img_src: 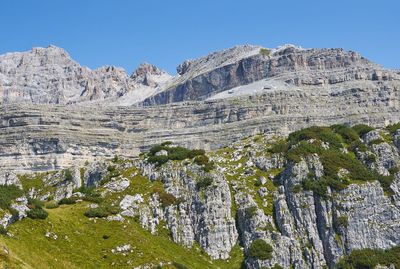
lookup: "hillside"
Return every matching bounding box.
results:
[1,123,400,268]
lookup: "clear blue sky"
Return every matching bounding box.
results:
[1,0,399,74]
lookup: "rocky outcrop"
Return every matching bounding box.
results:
[0,46,170,105]
[1,79,400,172]
[138,162,238,260]
[142,45,398,105]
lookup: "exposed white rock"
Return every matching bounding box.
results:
[103,178,130,193]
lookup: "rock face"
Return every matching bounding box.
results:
[1,79,400,172]
[0,45,170,105]
[142,45,397,105]
[139,162,238,259]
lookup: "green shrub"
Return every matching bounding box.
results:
[107,165,116,172]
[188,149,206,158]
[154,190,178,208]
[286,141,322,162]
[271,264,284,269]
[348,140,367,153]
[27,207,48,219]
[386,122,400,135]
[369,138,384,145]
[291,184,302,193]
[0,226,8,235]
[259,48,271,56]
[197,177,213,189]
[379,174,395,194]
[365,154,376,163]
[335,215,349,229]
[331,124,360,143]
[167,146,193,160]
[148,143,206,166]
[245,206,258,218]
[45,201,59,209]
[0,184,24,210]
[303,179,330,198]
[160,141,173,146]
[84,207,110,218]
[147,155,169,166]
[352,124,374,137]
[75,186,95,195]
[193,155,210,166]
[248,239,273,260]
[288,126,343,149]
[27,198,44,209]
[64,169,73,181]
[149,144,167,155]
[389,166,399,174]
[337,246,400,269]
[202,162,215,172]
[58,197,77,205]
[268,140,289,154]
[102,234,110,239]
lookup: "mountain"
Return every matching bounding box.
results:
[0,45,171,105]
[1,44,398,107]
[1,44,400,269]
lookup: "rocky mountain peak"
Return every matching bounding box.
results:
[175,44,262,76]
[130,62,171,87]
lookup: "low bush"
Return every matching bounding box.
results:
[0,185,24,210]
[202,162,215,172]
[193,155,210,166]
[75,186,96,195]
[27,198,44,209]
[58,197,77,205]
[286,141,322,163]
[291,184,302,193]
[248,239,273,260]
[331,124,360,144]
[84,207,110,218]
[335,215,349,229]
[288,126,343,149]
[268,140,289,154]
[27,207,48,219]
[386,122,400,135]
[245,206,258,218]
[365,154,376,163]
[197,177,213,189]
[147,143,206,166]
[156,191,178,208]
[352,124,374,137]
[45,201,59,209]
[147,155,169,166]
[0,226,8,235]
[64,169,73,181]
[369,138,384,145]
[348,140,367,153]
[337,246,400,269]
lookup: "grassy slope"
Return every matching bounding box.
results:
[0,203,243,269]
